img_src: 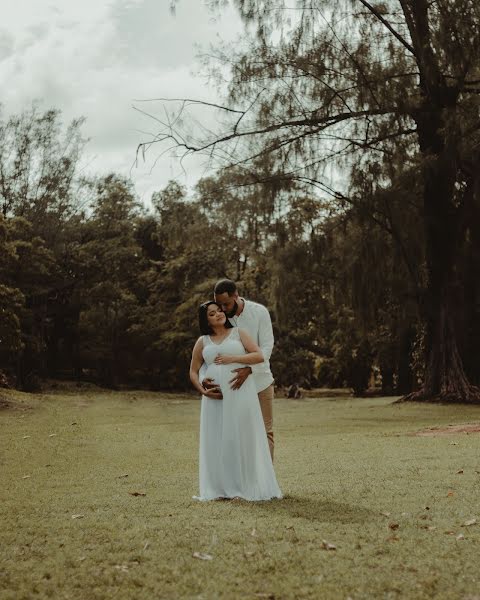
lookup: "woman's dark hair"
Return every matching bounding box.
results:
[198,301,233,335]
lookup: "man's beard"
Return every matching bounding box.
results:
[225,301,238,318]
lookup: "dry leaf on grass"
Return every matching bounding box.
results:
[192,552,213,561]
[49,434,57,437]
[380,511,391,517]
[22,475,31,479]
[251,528,257,536]
[129,491,146,497]
[117,474,129,478]
[456,533,465,540]
[419,524,436,531]
[321,540,336,550]
[22,435,30,439]
[389,522,400,530]
[463,518,477,526]
[457,469,464,474]
[71,514,84,519]
[447,490,455,497]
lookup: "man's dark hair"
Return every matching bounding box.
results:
[198,301,233,335]
[214,279,237,296]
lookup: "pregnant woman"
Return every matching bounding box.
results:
[190,301,282,501]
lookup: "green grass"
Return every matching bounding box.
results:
[1,386,480,599]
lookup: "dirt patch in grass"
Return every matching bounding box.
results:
[414,423,480,436]
[0,396,12,409]
[0,394,32,411]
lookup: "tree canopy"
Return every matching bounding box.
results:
[141,0,480,402]
[2,0,480,401]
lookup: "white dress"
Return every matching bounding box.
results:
[196,327,282,501]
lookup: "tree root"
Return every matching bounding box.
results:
[396,385,480,404]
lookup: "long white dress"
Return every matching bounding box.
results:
[196,327,282,501]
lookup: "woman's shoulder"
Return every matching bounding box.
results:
[237,327,249,338]
[193,335,206,349]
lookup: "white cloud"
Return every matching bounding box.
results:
[0,0,244,203]
[0,29,15,61]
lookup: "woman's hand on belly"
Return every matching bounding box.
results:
[214,354,238,365]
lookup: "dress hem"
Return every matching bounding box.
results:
[192,494,282,502]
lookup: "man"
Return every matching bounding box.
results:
[206,279,275,461]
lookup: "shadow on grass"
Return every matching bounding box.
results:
[249,493,376,524]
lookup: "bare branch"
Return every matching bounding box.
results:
[132,97,244,115]
[357,0,417,56]
[138,106,400,163]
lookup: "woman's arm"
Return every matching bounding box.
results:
[214,328,264,365]
[190,337,208,394]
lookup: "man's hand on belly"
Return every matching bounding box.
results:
[229,366,252,390]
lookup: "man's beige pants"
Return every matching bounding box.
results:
[258,384,274,461]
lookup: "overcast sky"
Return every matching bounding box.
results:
[0,0,244,206]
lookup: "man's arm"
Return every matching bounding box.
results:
[229,307,274,390]
[251,306,274,373]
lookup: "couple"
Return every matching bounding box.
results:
[190,279,282,501]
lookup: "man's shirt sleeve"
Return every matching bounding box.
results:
[251,306,274,373]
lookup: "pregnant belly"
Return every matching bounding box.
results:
[205,363,222,386]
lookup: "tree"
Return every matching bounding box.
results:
[0,106,85,241]
[0,105,88,384]
[150,0,480,402]
[0,216,24,371]
[76,175,146,387]
[0,216,59,388]
[131,180,237,389]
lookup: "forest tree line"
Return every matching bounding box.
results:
[158,0,480,403]
[1,105,479,395]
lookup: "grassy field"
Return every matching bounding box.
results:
[1,385,480,600]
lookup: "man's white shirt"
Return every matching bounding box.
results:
[228,299,274,393]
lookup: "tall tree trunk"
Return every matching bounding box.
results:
[462,163,480,386]
[419,285,479,402]
[396,325,414,394]
[403,109,480,402]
